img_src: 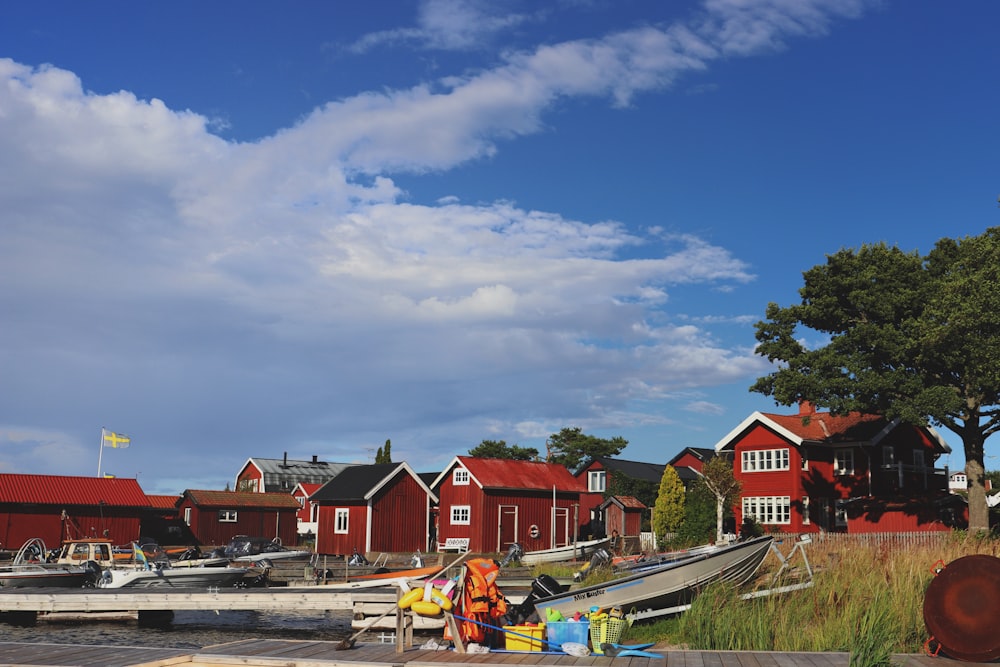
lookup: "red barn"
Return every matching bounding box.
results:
[310,463,435,556]
[714,402,956,533]
[0,474,150,549]
[177,489,303,547]
[432,457,585,554]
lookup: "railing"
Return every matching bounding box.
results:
[769,531,951,548]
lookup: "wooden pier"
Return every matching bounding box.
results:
[0,639,974,667]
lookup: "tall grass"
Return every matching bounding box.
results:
[623,532,1000,658]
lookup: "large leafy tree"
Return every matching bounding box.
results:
[752,228,1000,531]
[546,427,627,470]
[651,465,685,539]
[467,439,539,460]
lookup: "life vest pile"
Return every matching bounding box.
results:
[452,558,508,645]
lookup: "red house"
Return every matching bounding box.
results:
[599,495,646,539]
[177,489,303,547]
[666,447,717,489]
[432,457,585,554]
[0,474,150,549]
[713,402,956,533]
[293,482,322,540]
[235,454,353,493]
[574,456,664,539]
[310,462,435,556]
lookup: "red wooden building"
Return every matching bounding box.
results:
[235,454,352,493]
[432,457,586,554]
[599,495,646,538]
[177,489,303,547]
[310,463,435,556]
[292,482,322,540]
[0,474,150,549]
[574,456,664,539]
[666,447,717,489]
[713,402,957,533]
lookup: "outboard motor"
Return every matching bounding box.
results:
[82,560,103,587]
[503,573,565,626]
[347,548,370,566]
[410,550,424,568]
[497,542,524,568]
[573,547,612,582]
[177,546,202,562]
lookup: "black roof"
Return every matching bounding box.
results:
[666,447,716,466]
[590,456,665,483]
[310,463,403,503]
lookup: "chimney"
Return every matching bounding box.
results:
[311,455,319,464]
[282,451,288,468]
[798,400,816,416]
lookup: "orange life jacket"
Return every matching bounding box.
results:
[451,558,508,645]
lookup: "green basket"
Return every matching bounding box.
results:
[589,616,630,654]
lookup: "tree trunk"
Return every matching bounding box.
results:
[716,499,724,543]
[962,424,989,532]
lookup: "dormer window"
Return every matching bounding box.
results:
[453,468,470,485]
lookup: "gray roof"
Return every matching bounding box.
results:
[248,457,354,493]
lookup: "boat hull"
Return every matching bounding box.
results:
[532,536,774,619]
[519,538,610,565]
[0,568,90,588]
[97,565,250,589]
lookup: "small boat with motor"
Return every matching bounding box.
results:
[220,535,312,563]
[0,538,101,588]
[95,545,250,589]
[502,537,610,566]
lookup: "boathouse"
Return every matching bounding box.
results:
[177,489,303,547]
[0,473,150,549]
[235,454,354,493]
[310,462,436,557]
[431,457,585,554]
[714,401,958,533]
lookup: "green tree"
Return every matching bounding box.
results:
[546,427,627,470]
[651,465,685,540]
[752,229,1000,531]
[698,457,741,543]
[675,480,715,546]
[467,439,539,460]
[375,439,392,464]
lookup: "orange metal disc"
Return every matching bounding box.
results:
[923,554,1000,662]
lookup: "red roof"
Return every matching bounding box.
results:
[760,409,886,443]
[146,494,181,509]
[182,489,301,509]
[457,457,584,492]
[295,483,322,497]
[0,474,150,507]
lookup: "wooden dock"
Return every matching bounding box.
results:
[0,639,974,667]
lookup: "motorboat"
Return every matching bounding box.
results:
[0,538,100,588]
[220,535,312,563]
[527,535,775,621]
[94,542,250,589]
[505,537,610,566]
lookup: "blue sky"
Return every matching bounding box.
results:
[1,1,997,494]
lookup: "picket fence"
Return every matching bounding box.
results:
[640,530,952,551]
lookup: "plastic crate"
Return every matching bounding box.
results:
[503,624,545,651]
[547,620,590,647]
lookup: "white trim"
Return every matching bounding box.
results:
[713,411,804,452]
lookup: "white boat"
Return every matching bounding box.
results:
[221,535,312,563]
[529,535,774,620]
[0,538,99,588]
[514,538,610,565]
[96,560,250,589]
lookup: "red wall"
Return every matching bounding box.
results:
[179,500,298,547]
[0,507,142,549]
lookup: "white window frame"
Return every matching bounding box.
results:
[741,448,790,472]
[453,468,470,485]
[835,499,848,528]
[334,508,349,534]
[801,450,809,471]
[183,507,192,526]
[218,510,238,522]
[588,470,606,493]
[801,496,810,525]
[834,449,855,476]
[451,505,471,525]
[741,496,791,525]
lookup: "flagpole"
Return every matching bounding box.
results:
[98,427,105,477]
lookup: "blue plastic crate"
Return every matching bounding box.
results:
[546,620,590,647]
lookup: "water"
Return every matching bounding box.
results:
[2,609,358,650]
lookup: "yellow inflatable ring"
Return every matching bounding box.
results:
[410,600,443,617]
[398,587,424,609]
[428,588,454,612]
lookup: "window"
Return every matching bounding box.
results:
[882,446,895,465]
[334,508,349,534]
[183,507,192,526]
[451,505,471,525]
[801,450,809,471]
[835,499,848,528]
[913,450,925,468]
[741,448,790,472]
[834,449,854,475]
[742,496,791,524]
[453,468,470,485]
[588,470,606,492]
[801,496,810,525]
[218,510,238,522]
